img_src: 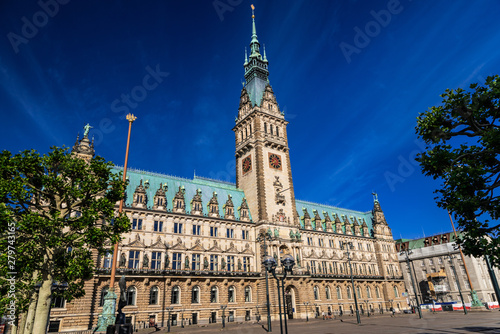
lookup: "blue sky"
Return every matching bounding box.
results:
[1,0,499,240]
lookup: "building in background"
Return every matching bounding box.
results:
[396,232,500,310]
[47,11,406,332]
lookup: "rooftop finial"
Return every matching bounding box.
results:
[251,4,255,18]
[372,192,379,203]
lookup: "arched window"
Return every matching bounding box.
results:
[171,286,180,304]
[192,286,200,304]
[276,126,279,137]
[313,286,320,300]
[245,286,251,302]
[228,286,236,303]
[264,123,267,133]
[347,286,352,299]
[149,286,159,305]
[356,286,362,299]
[210,286,218,303]
[270,125,273,135]
[336,286,342,300]
[99,286,109,307]
[393,286,399,298]
[126,286,136,306]
[375,286,381,299]
[325,286,331,300]
[366,286,371,299]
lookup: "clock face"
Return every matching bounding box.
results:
[242,156,252,173]
[268,153,282,169]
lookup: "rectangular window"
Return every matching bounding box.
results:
[321,261,327,274]
[210,255,219,271]
[310,261,317,274]
[192,225,201,235]
[227,256,235,271]
[243,257,250,272]
[132,218,143,230]
[51,296,65,309]
[307,237,313,246]
[174,222,183,234]
[329,240,334,248]
[226,228,234,238]
[318,239,324,247]
[242,230,249,240]
[102,252,112,268]
[172,253,182,270]
[210,226,218,237]
[151,252,161,269]
[192,253,201,270]
[153,221,163,232]
[358,243,363,250]
[128,250,140,269]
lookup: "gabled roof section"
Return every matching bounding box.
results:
[115,167,252,221]
[296,199,374,237]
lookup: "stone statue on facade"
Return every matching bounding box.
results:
[83,123,93,137]
[119,253,126,267]
[185,256,189,269]
[296,254,300,268]
[274,228,279,238]
[204,257,209,270]
[165,253,170,269]
[267,228,273,239]
[238,259,242,271]
[143,254,149,268]
[221,258,226,270]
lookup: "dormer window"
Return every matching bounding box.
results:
[239,198,250,221]
[224,195,235,219]
[191,189,203,215]
[173,186,186,213]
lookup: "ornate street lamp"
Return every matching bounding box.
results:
[257,230,277,332]
[303,302,309,321]
[448,254,467,315]
[263,254,295,334]
[221,305,227,328]
[340,241,360,325]
[400,246,423,319]
[165,307,173,332]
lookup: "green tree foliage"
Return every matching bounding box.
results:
[416,75,500,266]
[0,146,130,330]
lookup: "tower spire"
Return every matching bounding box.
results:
[250,4,260,57]
[243,4,269,107]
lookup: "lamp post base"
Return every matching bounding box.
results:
[96,290,117,332]
[470,290,483,307]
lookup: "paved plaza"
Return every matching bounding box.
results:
[134,311,500,334]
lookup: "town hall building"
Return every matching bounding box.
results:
[50,10,406,332]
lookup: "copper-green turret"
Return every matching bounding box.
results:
[244,5,269,107]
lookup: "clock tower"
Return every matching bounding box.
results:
[233,9,298,227]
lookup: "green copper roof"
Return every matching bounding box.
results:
[295,199,374,237]
[114,167,252,221]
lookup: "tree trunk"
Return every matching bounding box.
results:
[32,277,53,334]
[23,291,38,334]
[17,312,27,334]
